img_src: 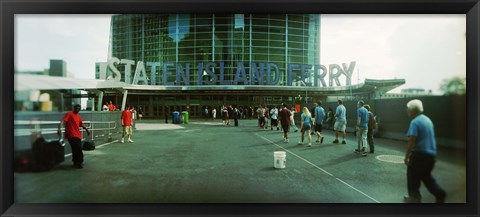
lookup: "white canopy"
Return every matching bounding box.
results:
[15,74,130,91]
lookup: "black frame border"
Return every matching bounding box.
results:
[1,0,479,216]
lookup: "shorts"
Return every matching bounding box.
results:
[334,121,346,132]
[123,126,133,135]
[301,123,311,132]
[314,123,323,132]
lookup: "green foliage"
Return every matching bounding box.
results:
[440,76,466,95]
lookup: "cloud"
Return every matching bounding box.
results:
[15,15,112,79]
[320,14,466,94]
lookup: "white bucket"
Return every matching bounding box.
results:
[273,151,286,169]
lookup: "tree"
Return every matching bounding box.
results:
[439,76,466,95]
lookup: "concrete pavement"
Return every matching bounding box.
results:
[14,118,466,203]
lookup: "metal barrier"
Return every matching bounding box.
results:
[14,119,117,151]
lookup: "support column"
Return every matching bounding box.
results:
[97,91,104,111]
[121,89,128,111]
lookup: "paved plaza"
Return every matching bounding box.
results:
[14,119,466,203]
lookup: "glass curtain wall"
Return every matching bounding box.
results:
[110,14,320,86]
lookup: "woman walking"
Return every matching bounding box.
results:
[299,107,313,147]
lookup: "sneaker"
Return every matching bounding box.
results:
[320,136,324,144]
[362,152,368,157]
[286,139,289,143]
[315,139,320,143]
[436,193,446,203]
[121,138,124,143]
[341,140,346,144]
[298,141,303,145]
[128,139,134,143]
[333,139,339,144]
[307,143,312,147]
[403,195,421,203]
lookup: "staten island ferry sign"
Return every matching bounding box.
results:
[98,58,355,87]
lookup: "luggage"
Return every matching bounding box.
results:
[14,150,33,173]
[82,140,95,151]
[45,139,65,163]
[31,137,64,172]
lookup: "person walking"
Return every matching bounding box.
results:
[279,103,292,143]
[212,108,217,119]
[264,106,270,130]
[222,106,229,126]
[333,100,347,144]
[355,100,369,156]
[57,104,90,169]
[121,105,134,143]
[290,107,299,132]
[131,106,138,130]
[364,104,377,153]
[403,99,446,203]
[313,101,325,144]
[164,106,170,123]
[233,105,240,127]
[299,107,313,147]
[256,105,266,129]
[270,105,279,131]
[137,106,144,120]
[326,107,334,130]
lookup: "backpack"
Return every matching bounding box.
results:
[368,112,377,129]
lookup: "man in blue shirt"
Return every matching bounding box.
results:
[333,100,347,144]
[355,100,369,156]
[313,101,325,144]
[403,99,446,203]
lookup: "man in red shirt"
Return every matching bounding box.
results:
[121,105,134,143]
[278,103,292,143]
[57,104,90,169]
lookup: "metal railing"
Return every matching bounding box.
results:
[14,119,117,151]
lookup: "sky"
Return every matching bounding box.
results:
[15,14,466,95]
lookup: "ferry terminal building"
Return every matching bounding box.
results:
[93,14,404,118]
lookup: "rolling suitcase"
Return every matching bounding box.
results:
[82,139,95,151]
[31,136,65,172]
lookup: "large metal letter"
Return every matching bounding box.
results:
[234,62,248,85]
[132,61,148,85]
[107,57,122,82]
[266,63,280,85]
[300,64,313,86]
[205,62,217,85]
[120,59,135,84]
[287,64,300,86]
[329,64,343,87]
[176,63,190,86]
[162,62,175,85]
[249,62,265,85]
[314,64,328,87]
[147,62,161,85]
[342,61,356,86]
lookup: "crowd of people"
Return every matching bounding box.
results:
[60,98,446,203]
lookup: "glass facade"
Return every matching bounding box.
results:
[110,14,320,86]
